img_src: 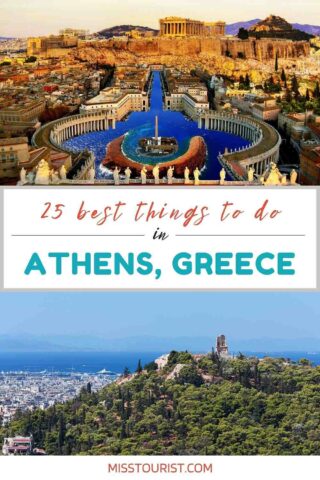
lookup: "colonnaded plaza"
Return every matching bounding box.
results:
[2,13,318,187]
[27,68,288,187]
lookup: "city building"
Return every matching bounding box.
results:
[251,97,281,122]
[80,89,149,119]
[164,69,209,119]
[27,35,79,58]
[59,28,89,39]
[80,67,150,120]
[300,144,320,185]
[2,437,33,456]
[0,99,45,123]
[159,17,226,37]
[0,137,29,179]
[278,111,320,153]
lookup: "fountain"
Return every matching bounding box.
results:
[138,115,178,157]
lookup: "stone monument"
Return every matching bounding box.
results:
[194,167,200,185]
[153,164,160,185]
[184,166,190,184]
[141,166,147,185]
[219,168,226,185]
[113,167,120,185]
[35,159,50,185]
[125,167,132,185]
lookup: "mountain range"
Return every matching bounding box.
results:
[0,334,319,353]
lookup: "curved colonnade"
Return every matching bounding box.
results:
[198,112,281,180]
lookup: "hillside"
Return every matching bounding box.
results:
[3,351,320,455]
[97,24,158,38]
[226,17,320,37]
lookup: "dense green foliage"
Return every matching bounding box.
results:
[2,353,320,455]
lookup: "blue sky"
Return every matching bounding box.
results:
[1,0,319,37]
[0,293,319,351]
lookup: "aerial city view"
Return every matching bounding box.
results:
[1,9,320,186]
[1,291,320,455]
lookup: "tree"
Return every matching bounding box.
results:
[176,365,204,387]
[25,56,37,63]
[281,68,287,83]
[291,75,300,96]
[305,88,310,102]
[136,359,143,374]
[238,28,249,40]
[285,89,292,103]
[123,366,131,377]
[57,414,66,454]
[144,361,158,372]
[275,52,279,72]
[86,382,92,394]
[314,81,320,99]
[298,358,312,366]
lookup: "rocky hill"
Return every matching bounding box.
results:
[3,351,320,455]
[97,24,158,38]
[227,19,320,36]
[248,15,314,40]
[70,36,310,76]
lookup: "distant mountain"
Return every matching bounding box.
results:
[0,335,75,352]
[97,24,158,38]
[226,18,320,37]
[226,19,260,36]
[0,334,319,353]
[292,23,320,36]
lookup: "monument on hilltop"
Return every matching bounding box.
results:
[216,334,230,358]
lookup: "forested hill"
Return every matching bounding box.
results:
[3,351,320,455]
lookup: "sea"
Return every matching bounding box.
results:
[0,351,319,374]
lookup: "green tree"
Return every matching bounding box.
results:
[136,359,143,374]
[25,56,37,63]
[238,28,249,40]
[291,75,300,96]
[305,89,310,101]
[176,365,204,387]
[275,52,279,72]
[144,361,158,372]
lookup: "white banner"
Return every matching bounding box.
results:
[0,455,319,480]
[3,187,317,289]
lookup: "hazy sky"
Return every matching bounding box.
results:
[1,0,319,37]
[0,292,319,343]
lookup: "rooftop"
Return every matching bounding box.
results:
[0,137,28,146]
